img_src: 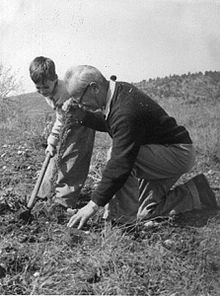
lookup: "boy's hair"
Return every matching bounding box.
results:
[29,56,58,83]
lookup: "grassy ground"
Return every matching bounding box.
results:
[0,93,220,295]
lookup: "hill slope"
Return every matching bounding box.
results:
[9,70,220,118]
[134,70,220,103]
[10,92,53,118]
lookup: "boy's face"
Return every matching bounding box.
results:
[34,79,57,97]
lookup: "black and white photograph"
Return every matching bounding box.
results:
[0,0,220,295]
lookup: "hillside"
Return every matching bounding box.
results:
[8,71,220,119]
[134,70,220,103]
[10,92,53,118]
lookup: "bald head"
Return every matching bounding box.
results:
[64,65,108,97]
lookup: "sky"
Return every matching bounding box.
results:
[0,0,220,93]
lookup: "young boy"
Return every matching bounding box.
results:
[29,56,96,209]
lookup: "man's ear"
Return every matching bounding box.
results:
[90,82,99,94]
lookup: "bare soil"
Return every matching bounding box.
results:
[0,135,220,295]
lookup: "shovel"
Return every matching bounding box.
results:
[18,152,51,221]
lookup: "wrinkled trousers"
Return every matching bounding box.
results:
[38,126,95,208]
[104,144,199,224]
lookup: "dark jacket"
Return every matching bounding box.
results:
[83,82,192,206]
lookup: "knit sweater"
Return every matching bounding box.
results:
[82,82,192,207]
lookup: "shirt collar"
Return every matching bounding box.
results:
[104,79,116,118]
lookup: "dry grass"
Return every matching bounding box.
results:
[0,91,220,295]
[1,217,220,295]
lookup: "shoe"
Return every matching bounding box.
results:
[191,174,217,209]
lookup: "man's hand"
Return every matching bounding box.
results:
[45,144,56,157]
[67,200,99,229]
[62,98,73,112]
[62,99,86,124]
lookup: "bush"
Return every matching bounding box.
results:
[0,64,23,124]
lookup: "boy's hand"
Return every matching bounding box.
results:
[45,144,56,157]
[67,200,99,229]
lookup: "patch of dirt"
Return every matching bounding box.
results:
[0,136,220,294]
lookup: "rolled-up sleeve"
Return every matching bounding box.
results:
[47,109,64,147]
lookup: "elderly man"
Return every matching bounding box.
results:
[63,65,217,229]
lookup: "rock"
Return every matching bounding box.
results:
[33,271,40,277]
[207,169,215,175]
[163,239,176,250]
[143,220,160,229]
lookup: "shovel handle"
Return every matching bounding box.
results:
[27,153,51,209]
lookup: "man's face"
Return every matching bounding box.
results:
[34,79,57,97]
[71,83,101,112]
